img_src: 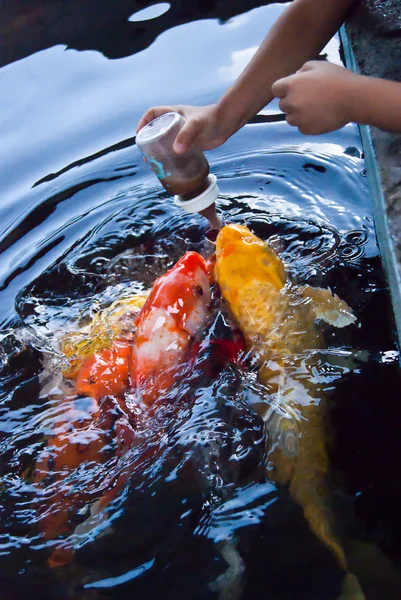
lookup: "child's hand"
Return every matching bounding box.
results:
[272,61,359,134]
[137,104,228,154]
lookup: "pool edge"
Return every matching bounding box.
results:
[340,25,401,354]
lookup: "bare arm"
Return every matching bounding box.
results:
[351,75,401,133]
[137,0,357,151]
[217,0,357,137]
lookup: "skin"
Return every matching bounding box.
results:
[137,0,401,149]
[273,61,401,135]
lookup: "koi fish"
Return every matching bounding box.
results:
[215,223,364,600]
[34,394,135,568]
[35,251,212,567]
[60,294,148,379]
[72,310,260,600]
[130,251,212,405]
[71,251,211,404]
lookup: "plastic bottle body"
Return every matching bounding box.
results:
[136,112,210,199]
[136,112,221,229]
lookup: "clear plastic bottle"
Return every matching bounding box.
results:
[136,112,221,229]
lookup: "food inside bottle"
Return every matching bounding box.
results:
[160,163,210,198]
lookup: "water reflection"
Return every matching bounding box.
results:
[0,0,283,68]
[128,3,171,22]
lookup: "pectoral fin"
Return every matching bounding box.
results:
[301,285,356,328]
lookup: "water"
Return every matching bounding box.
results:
[1,2,401,599]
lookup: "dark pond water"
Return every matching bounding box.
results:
[1,2,401,599]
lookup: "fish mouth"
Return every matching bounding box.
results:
[216,224,257,254]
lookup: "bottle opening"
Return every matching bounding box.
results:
[200,204,222,230]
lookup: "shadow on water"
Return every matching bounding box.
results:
[0,0,288,68]
[1,2,401,600]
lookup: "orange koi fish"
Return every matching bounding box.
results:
[35,251,212,567]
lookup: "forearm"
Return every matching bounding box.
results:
[349,75,401,133]
[218,0,357,137]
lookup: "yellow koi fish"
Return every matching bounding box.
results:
[215,223,364,600]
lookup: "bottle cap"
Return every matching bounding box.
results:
[174,175,219,213]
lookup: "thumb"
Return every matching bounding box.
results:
[271,77,290,99]
[173,118,204,154]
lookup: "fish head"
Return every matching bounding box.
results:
[215,224,286,303]
[215,224,288,344]
[141,251,211,336]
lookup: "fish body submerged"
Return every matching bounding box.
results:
[215,224,364,599]
[60,293,148,379]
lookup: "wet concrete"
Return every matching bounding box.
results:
[345,0,401,345]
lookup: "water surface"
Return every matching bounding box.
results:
[1,2,401,600]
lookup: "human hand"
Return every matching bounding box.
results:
[272,61,359,135]
[137,103,229,154]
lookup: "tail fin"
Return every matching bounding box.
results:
[339,573,366,600]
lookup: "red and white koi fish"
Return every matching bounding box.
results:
[130,251,212,405]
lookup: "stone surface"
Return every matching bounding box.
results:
[346,0,401,343]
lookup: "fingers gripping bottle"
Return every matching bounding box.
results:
[136,112,222,229]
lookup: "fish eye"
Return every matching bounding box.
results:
[192,284,203,296]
